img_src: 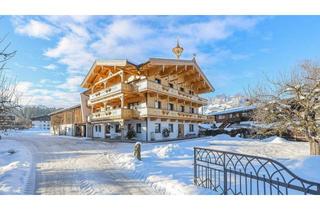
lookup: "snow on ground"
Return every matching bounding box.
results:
[0,139,33,194]
[107,134,320,194]
[1,129,319,195]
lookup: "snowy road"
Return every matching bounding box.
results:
[6,133,159,195]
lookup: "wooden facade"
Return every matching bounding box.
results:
[78,56,214,141]
[51,42,214,141]
[50,105,86,136]
[212,106,256,128]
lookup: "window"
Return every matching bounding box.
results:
[155,123,161,133]
[136,123,142,133]
[189,90,193,95]
[155,78,161,84]
[98,125,101,132]
[105,125,110,134]
[169,83,174,88]
[180,105,185,112]
[218,115,225,120]
[115,124,121,133]
[168,103,174,111]
[191,107,194,113]
[128,102,139,109]
[128,124,132,131]
[242,112,248,117]
[155,101,162,109]
[95,125,98,132]
[180,87,184,92]
[189,124,194,132]
[169,124,174,133]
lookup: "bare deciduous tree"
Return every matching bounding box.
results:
[248,61,320,155]
[0,34,19,131]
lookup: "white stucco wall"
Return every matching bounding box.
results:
[32,120,50,130]
[90,119,199,141]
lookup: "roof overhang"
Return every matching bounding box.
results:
[49,104,81,116]
[80,59,138,88]
[141,58,215,94]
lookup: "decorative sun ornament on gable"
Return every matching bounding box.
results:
[172,39,184,59]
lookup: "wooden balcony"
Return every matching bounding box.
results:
[139,107,212,122]
[136,79,208,105]
[89,108,139,122]
[88,83,135,104]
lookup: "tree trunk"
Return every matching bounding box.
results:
[310,141,320,155]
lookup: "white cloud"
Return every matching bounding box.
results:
[16,81,33,92]
[43,64,57,70]
[15,19,56,40]
[173,16,260,42]
[16,81,80,108]
[57,76,84,91]
[44,23,94,73]
[13,16,265,108]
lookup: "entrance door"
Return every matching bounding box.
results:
[105,124,111,138]
[178,124,184,138]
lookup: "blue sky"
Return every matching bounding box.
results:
[1,16,320,108]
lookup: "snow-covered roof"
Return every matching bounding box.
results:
[49,104,81,116]
[199,124,213,130]
[209,105,256,116]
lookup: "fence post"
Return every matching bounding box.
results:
[223,152,228,195]
[194,148,197,185]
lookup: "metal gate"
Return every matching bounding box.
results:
[194,147,320,195]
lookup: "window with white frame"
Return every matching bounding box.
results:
[189,124,194,132]
[136,123,142,133]
[155,101,162,109]
[155,123,161,133]
[168,103,174,111]
[169,124,174,133]
[115,124,121,133]
[218,115,225,120]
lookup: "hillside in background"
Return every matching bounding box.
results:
[201,94,250,115]
[16,105,60,119]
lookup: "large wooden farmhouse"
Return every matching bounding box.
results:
[50,42,215,141]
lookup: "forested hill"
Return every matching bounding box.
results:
[17,105,60,119]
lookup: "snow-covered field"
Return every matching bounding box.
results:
[0,139,33,194]
[106,135,320,194]
[0,129,319,195]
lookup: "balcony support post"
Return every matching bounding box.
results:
[120,95,124,109]
[119,120,125,141]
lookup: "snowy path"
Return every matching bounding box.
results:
[5,133,159,195]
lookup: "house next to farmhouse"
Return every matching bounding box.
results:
[50,42,215,141]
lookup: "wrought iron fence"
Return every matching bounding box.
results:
[194,147,320,195]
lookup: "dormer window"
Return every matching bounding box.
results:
[155,78,161,84]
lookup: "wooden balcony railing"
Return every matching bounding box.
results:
[138,107,211,122]
[89,83,135,103]
[89,108,139,121]
[136,79,208,104]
